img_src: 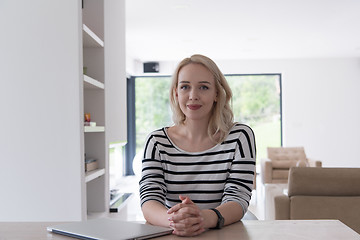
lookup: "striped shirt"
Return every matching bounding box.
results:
[139,123,256,214]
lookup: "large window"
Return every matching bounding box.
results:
[126,74,282,175]
[226,74,282,160]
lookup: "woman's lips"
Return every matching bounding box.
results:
[187,104,201,110]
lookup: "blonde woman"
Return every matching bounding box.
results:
[139,54,256,236]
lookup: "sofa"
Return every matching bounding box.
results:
[274,167,360,234]
[261,147,322,184]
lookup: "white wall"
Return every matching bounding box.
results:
[105,0,127,144]
[128,57,360,167]
[0,0,83,221]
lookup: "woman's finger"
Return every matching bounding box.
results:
[170,215,204,229]
[169,206,202,222]
[171,220,205,237]
[167,195,194,214]
[179,195,193,204]
[173,227,206,237]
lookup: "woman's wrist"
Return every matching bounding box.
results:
[142,201,171,228]
[201,209,218,229]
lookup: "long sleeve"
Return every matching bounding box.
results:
[222,123,256,213]
[139,130,167,206]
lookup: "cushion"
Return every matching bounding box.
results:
[273,169,290,179]
[290,196,360,234]
[272,160,298,169]
[268,147,307,162]
[288,167,360,196]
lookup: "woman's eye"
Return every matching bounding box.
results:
[200,86,209,90]
[180,85,189,90]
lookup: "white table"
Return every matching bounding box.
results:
[1,220,359,240]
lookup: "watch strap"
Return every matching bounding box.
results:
[210,208,224,229]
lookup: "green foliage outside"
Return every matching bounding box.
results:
[135,77,172,153]
[226,75,281,161]
[134,75,281,162]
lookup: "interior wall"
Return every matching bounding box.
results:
[0,0,83,221]
[127,57,360,167]
[105,0,127,144]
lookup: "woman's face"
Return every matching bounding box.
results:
[176,63,217,122]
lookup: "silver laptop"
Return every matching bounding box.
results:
[47,218,173,240]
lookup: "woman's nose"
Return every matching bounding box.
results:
[189,89,199,100]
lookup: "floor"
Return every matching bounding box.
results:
[108,174,267,221]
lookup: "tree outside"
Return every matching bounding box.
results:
[226,75,281,161]
[135,76,172,153]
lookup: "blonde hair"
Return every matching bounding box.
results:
[169,54,234,143]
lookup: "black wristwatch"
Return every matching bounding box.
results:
[210,208,225,229]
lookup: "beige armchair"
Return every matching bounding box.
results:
[274,167,360,234]
[260,147,321,184]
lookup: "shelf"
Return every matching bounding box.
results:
[109,192,133,213]
[84,126,105,132]
[83,24,104,48]
[85,168,105,183]
[84,75,104,89]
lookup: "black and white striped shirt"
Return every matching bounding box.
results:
[139,123,256,213]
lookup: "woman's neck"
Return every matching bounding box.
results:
[167,119,219,152]
[182,119,209,141]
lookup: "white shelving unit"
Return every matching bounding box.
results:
[82,24,104,48]
[85,168,106,183]
[84,75,105,89]
[79,0,126,220]
[82,0,108,217]
[84,126,105,133]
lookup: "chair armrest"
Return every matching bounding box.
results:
[307,158,322,167]
[261,158,273,184]
[274,195,290,219]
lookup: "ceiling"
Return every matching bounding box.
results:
[126,0,360,62]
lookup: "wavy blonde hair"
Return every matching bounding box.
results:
[169,54,234,143]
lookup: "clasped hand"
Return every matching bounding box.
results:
[167,195,206,236]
